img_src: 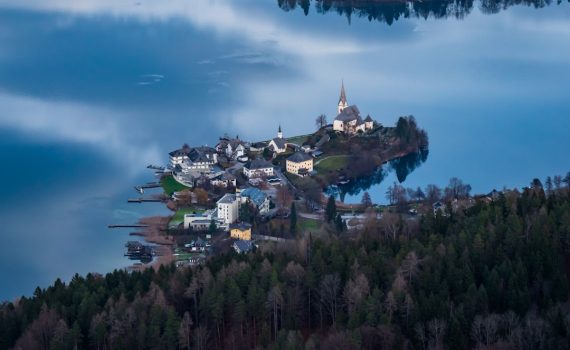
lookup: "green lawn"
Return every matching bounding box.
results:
[315,155,351,172]
[286,134,311,146]
[160,175,190,196]
[298,218,321,232]
[169,207,205,228]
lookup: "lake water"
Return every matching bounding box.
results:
[0,0,569,300]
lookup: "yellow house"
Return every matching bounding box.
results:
[286,152,314,177]
[229,223,252,240]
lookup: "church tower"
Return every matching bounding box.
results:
[277,124,283,139]
[337,80,348,115]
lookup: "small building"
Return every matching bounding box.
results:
[239,187,271,213]
[243,158,274,179]
[286,151,314,176]
[217,193,239,225]
[229,222,252,240]
[216,137,247,161]
[364,115,374,129]
[268,125,288,154]
[233,240,254,254]
[183,211,222,230]
[210,172,237,188]
[169,149,189,167]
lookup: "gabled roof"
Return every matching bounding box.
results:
[240,188,267,207]
[229,222,252,231]
[270,137,287,150]
[335,105,361,122]
[364,115,373,122]
[234,240,253,253]
[287,151,313,163]
[169,149,187,157]
[245,158,273,170]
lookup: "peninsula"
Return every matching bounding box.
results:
[127,82,429,268]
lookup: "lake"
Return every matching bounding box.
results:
[0,0,569,300]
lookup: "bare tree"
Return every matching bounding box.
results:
[315,114,327,130]
[427,319,447,350]
[444,177,471,200]
[425,184,442,204]
[193,326,209,350]
[380,211,399,240]
[344,273,370,317]
[179,312,193,350]
[266,286,284,340]
[401,251,421,285]
[320,274,341,327]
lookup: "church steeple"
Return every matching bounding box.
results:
[338,80,348,114]
[277,124,283,139]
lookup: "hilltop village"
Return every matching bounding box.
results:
[136,83,428,267]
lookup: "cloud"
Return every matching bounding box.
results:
[0,0,369,57]
[0,91,161,175]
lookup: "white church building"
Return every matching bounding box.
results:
[332,82,375,135]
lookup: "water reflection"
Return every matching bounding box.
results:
[328,149,428,202]
[278,0,565,24]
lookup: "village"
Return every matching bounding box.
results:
[127,82,432,268]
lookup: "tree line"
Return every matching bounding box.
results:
[1,173,570,349]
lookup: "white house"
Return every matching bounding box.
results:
[217,193,239,225]
[169,149,188,168]
[184,211,216,230]
[216,137,247,161]
[210,172,237,188]
[268,125,288,154]
[243,159,274,179]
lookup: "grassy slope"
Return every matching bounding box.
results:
[160,175,190,196]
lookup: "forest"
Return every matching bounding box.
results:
[277,0,566,25]
[2,175,570,349]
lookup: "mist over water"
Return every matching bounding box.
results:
[0,0,569,300]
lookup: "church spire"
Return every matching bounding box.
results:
[338,80,348,114]
[339,80,347,105]
[278,124,283,139]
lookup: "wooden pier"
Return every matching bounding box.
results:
[108,224,149,228]
[128,198,163,203]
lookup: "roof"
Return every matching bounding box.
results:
[364,115,373,122]
[245,158,273,170]
[217,193,237,204]
[287,151,313,163]
[270,137,287,149]
[335,105,361,122]
[169,149,187,157]
[229,222,252,231]
[220,172,236,181]
[234,240,253,252]
[240,188,267,207]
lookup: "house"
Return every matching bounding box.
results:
[332,82,374,135]
[217,193,239,225]
[184,211,217,230]
[216,136,247,161]
[229,222,252,240]
[233,240,254,254]
[169,148,189,168]
[187,146,218,170]
[210,172,237,188]
[243,158,274,178]
[286,151,314,176]
[239,187,271,214]
[268,125,288,154]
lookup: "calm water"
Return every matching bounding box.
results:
[0,0,569,300]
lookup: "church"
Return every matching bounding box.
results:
[332,82,375,135]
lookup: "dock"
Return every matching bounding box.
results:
[147,165,165,171]
[128,198,163,203]
[108,224,149,228]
